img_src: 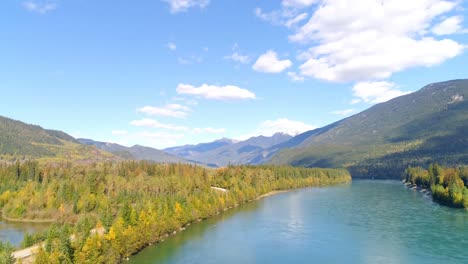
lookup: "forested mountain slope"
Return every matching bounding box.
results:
[0,116,114,162]
[268,79,468,178]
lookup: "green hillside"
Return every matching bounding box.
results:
[0,116,116,162]
[269,79,468,178]
[78,138,189,163]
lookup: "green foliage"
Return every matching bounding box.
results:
[0,241,15,264]
[404,164,468,209]
[0,161,350,263]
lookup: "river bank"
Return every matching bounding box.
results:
[402,180,432,196]
[1,211,57,224]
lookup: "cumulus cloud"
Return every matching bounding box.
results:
[176,83,256,100]
[137,104,191,118]
[331,109,355,116]
[352,81,411,104]
[22,0,57,14]
[287,0,464,82]
[167,42,177,51]
[162,0,209,13]
[252,50,292,73]
[432,16,464,35]
[130,118,188,131]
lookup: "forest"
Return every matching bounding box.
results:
[404,164,468,209]
[0,161,350,263]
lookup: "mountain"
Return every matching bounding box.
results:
[164,138,237,158]
[0,115,115,162]
[268,79,468,179]
[78,139,188,163]
[165,133,292,167]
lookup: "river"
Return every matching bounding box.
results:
[129,180,468,264]
[0,217,49,247]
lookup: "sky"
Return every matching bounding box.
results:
[1,0,467,149]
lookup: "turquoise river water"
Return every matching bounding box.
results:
[129,180,468,264]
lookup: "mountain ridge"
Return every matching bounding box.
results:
[267,79,468,178]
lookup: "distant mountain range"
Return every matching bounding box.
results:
[267,79,468,178]
[164,133,292,167]
[1,79,466,178]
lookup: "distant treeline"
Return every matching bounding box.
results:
[0,161,350,263]
[404,164,468,209]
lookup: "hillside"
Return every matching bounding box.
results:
[0,115,115,162]
[78,139,188,163]
[268,79,468,178]
[166,133,292,167]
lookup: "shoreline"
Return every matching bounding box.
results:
[257,190,292,199]
[1,211,57,224]
[402,180,432,195]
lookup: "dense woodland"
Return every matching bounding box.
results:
[404,164,468,209]
[0,161,350,263]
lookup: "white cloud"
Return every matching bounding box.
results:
[224,52,250,64]
[131,118,188,131]
[137,104,191,118]
[162,0,209,13]
[280,0,465,82]
[285,13,309,28]
[331,109,355,116]
[176,83,256,100]
[238,118,316,139]
[167,42,177,51]
[432,16,464,35]
[193,127,226,134]
[112,130,128,136]
[287,71,305,82]
[255,8,307,28]
[22,1,57,14]
[178,55,202,65]
[282,0,317,8]
[253,50,292,73]
[352,81,411,104]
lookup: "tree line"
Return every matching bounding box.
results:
[0,161,351,263]
[404,164,468,209]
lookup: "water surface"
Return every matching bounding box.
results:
[0,217,49,247]
[130,180,468,264]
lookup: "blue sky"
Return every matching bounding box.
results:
[1,0,467,148]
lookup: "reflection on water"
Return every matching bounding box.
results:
[0,217,50,247]
[130,181,468,264]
